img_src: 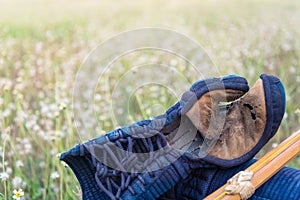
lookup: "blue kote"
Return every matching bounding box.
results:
[60,74,300,200]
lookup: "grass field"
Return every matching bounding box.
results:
[1,0,300,199]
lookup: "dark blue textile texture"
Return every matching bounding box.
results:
[60,74,298,200]
[163,159,300,200]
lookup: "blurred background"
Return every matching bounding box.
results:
[0,0,300,199]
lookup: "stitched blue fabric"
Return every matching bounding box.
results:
[158,159,300,199]
[60,74,294,200]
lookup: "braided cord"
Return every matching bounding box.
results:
[85,122,173,200]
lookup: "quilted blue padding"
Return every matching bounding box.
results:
[180,74,249,115]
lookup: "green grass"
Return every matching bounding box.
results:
[0,0,300,199]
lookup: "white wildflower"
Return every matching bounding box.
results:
[6,167,12,174]
[0,172,9,181]
[16,160,24,168]
[13,188,24,200]
[12,177,23,187]
[50,171,60,179]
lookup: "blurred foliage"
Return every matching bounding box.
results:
[0,0,300,199]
